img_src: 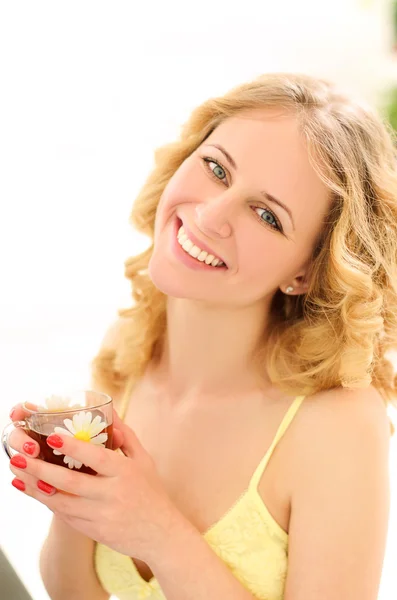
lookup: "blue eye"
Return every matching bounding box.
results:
[252,207,282,232]
[202,156,283,233]
[203,157,227,182]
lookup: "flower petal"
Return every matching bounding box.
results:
[63,455,82,469]
[88,415,107,437]
[90,433,108,445]
[54,426,73,437]
[52,449,62,456]
[46,395,72,411]
[62,419,76,435]
[83,411,93,430]
[72,411,86,432]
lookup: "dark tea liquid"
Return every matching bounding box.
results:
[26,410,113,476]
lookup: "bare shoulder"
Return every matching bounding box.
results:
[296,384,390,452]
[289,384,391,503]
[283,385,391,600]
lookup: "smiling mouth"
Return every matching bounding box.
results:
[176,218,227,268]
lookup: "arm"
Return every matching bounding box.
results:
[283,385,391,600]
[40,516,109,600]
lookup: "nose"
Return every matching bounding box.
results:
[194,192,237,239]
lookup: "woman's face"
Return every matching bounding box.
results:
[149,108,332,307]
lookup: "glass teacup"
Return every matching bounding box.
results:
[2,390,113,475]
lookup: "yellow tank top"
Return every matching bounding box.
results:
[94,384,306,600]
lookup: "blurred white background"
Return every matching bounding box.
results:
[0,1,396,598]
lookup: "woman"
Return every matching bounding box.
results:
[8,72,396,600]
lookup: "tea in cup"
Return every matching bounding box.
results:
[2,390,113,475]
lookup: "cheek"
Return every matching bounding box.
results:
[155,160,207,224]
[238,232,282,274]
[235,232,292,295]
[154,178,186,239]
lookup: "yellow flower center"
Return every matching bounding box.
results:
[74,430,91,442]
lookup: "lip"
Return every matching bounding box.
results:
[172,217,228,271]
[176,217,227,266]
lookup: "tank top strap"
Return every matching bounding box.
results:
[249,395,306,491]
[119,374,137,421]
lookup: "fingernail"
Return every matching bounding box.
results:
[12,478,25,492]
[37,480,56,495]
[9,408,16,420]
[23,442,37,455]
[47,434,63,448]
[10,455,27,469]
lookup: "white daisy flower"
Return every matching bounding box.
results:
[38,394,78,412]
[51,410,108,470]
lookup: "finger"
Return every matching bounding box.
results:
[46,433,119,477]
[9,402,39,421]
[8,427,41,458]
[112,407,126,429]
[110,408,145,459]
[9,404,26,421]
[10,472,95,520]
[9,453,104,498]
[10,466,57,496]
[111,428,124,450]
[103,408,124,451]
[118,425,146,459]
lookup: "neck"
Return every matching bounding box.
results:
[154,296,272,405]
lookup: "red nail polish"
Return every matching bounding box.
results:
[10,455,27,469]
[12,478,25,492]
[37,480,56,495]
[47,434,63,448]
[23,442,36,455]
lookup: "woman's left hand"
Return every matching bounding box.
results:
[9,411,183,562]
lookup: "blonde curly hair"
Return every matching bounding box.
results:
[91,72,397,435]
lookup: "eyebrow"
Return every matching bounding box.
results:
[205,143,296,232]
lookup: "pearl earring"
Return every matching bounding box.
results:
[286,286,294,293]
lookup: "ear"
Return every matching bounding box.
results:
[291,260,313,293]
[294,275,310,293]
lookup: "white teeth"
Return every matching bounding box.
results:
[182,239,193,252]
[177,225,225,267]
[197,250,207,262]
[189,245,201,258]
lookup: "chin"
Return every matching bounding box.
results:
[148,253,228,304]
[148,253,195,299]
